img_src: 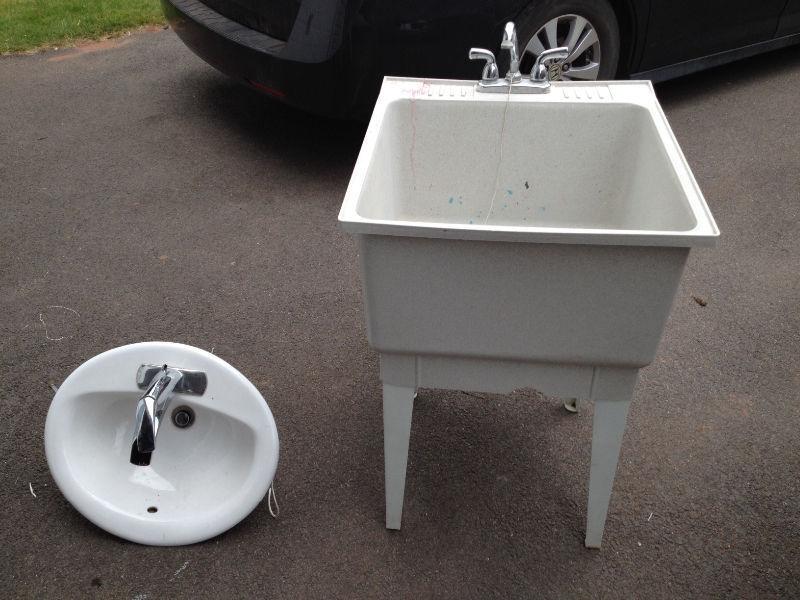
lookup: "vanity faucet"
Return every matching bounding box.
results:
[130,365,183,466]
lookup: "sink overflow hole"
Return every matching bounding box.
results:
[147,506,158,513]
[171,405,195,429]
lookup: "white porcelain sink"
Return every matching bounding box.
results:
[338,77,719,547]
[45,342,279,546]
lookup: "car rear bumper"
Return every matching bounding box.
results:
[161,0,354,117]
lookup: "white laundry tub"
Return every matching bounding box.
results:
[338,77,718,547]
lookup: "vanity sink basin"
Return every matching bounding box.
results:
[45,342,279,546]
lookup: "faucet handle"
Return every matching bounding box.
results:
[469,47,499,83]
[532,46,570,83]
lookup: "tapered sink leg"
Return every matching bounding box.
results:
[383,383,415,530]
[585,368,638,548]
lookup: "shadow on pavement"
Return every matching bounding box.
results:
[193,74,367,168]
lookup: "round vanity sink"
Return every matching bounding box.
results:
[45,342,279,546]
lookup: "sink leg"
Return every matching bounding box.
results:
[383,383,416,530]
[585,368,638,548]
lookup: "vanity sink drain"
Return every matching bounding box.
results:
[171,406,195,429]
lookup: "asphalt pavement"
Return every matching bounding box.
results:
[1,30,799,599]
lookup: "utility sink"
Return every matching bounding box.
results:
[339,78,719,367]
[45,342,279,546]
[340,78,717,246]
[338,77,719,547]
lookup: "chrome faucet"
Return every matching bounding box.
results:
[500,22,520,83]
[470,21,569,93]
[130,363,207,466]
[130,366,182,466]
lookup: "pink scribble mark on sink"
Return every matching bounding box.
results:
[407,81,430,191]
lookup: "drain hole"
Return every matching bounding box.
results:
[147,506,158,513]
[171,405,195,429]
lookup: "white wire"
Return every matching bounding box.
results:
[483,84,512,224]
[268,483,279,518]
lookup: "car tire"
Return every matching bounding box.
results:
[514,0,620,81]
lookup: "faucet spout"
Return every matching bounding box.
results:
[501,21,520,82]
[130,365,183,466]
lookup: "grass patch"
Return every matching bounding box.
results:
[0,0,165,54]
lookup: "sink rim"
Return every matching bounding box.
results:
[339,77,719,247]
[44,341,279,546]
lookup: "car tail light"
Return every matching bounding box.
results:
[246,79,286,98]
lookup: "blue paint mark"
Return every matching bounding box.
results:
[506,189,513,196]
[469,219,474,224]
[448,196,454,204]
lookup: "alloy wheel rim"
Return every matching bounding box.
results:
[523,14,602,81]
